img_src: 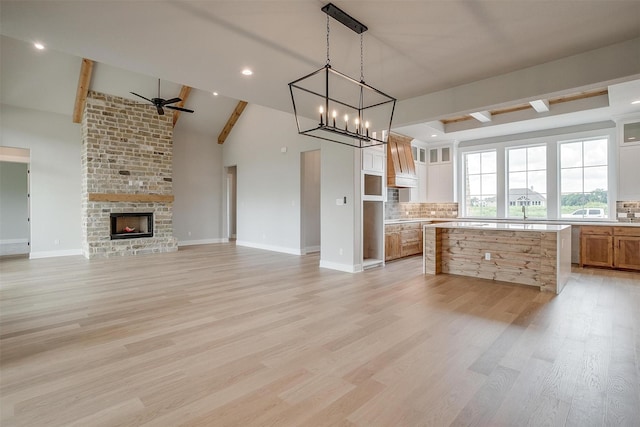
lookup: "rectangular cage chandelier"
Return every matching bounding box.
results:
[288,3,396,149]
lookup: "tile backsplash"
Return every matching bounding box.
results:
[616,201,640,222]
[385,189,458,219]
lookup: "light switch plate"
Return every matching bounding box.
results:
[618,212,627,218]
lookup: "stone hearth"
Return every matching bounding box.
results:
[81,91,177,258]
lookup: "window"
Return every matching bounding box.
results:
[507,146,546,218]
[464,150,496,217]
[560,138,608,218]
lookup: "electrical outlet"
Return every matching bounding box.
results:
[188,231,191,237]
[339,248,343,255]
[484,252,491,260]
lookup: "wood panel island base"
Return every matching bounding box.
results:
[423,222,572,294]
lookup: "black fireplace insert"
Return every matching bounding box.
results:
[110,213,153,239]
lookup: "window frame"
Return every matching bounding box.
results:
[461,149,498,218]
[457,127,616,221]
[558,136,610,220]
[506,144,548,219]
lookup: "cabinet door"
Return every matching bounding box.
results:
[400,229,421,257]
[614,236,640,270]
[385,233,401,261]
[581,235,613,267]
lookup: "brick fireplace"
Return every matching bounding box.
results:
[81,91,178,258]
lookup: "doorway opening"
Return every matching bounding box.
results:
[226,165,237,240]
[301,150,321,254]
[0,147,31,258]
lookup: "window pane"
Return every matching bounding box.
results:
[464,150,496,218]
[482,173,496,194]
[466,153,480,174]
[560,138,608,219]
[509,171,526,189]
[528,170,546,194]
[561,142,582,168]
[583,166,607,192]
[509,148,526,172]
[561,168,583,193]
[482,151,496,173]
[583,139,607,166]
[527,146,546,170]
[468,175,481,195]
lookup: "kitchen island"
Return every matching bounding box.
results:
[423,222,572,294]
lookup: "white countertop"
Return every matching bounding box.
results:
[425,221,570,232]
[385,217,640,227]
[385,218,437,224]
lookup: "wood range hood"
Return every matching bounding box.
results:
[387,133,418,188]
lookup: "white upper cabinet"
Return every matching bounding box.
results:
[426,143,455,202]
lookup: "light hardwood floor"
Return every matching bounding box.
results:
[1,243,639,427]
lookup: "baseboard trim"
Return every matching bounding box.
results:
[236,241,302,256]
[0,238,29,244]
[30,249,83,259]
[303,245,320,254]
[178,238,227,247]
[319,260,363,273]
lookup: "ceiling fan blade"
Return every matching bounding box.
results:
[166,105,194,113]
[161,97,182,106]
[156,105,165,115]
[130,92,153,103]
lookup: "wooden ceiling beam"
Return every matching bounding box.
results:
[172,85,192,128]
[440,88,608,125]
[72,58,94,123]
[218,101,248,144]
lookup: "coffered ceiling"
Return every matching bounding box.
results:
[2,1,640,142]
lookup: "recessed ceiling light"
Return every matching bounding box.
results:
[632,100,640,105]
[431,134,438,138]
[212,92,218,96]
[241,69,253,76]
[34,42,45,50]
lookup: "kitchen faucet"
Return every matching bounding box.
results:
[522,205,528,220]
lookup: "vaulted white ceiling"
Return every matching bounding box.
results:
[2,0,640,142]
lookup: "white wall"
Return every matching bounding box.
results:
[222,103,362,271]
[0,161,29,242]
[172,126,224,245]
[320,142,361,272]
[0,104,82,257]
[222,103,321,255]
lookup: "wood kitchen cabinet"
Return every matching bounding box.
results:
[385,229,401,261]
[581,226,613,268]
[385,222,427,261]
[613,227,640,270]
[581,226,640,271]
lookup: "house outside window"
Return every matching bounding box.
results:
[507,145,547,218]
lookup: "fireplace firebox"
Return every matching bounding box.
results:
[110,213,153,240]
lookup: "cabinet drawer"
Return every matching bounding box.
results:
[581,226,612,236]
[401,241,422,257]
[614,227,640,237]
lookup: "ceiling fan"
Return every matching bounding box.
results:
[130,79,194,116]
